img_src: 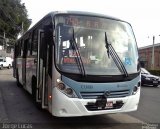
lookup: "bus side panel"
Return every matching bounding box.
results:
[17,57,23,85]
[25,57,35,94]
[22,58,26,87]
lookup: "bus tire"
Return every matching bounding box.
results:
[16,69,22,87]
[32,77,37,101]
[32,77,42,109]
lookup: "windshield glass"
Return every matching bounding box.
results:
[55,15,139,76]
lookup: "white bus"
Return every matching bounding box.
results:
[13,11,141,117]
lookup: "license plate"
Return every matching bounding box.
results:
[153,81,158,83]
[106,101,113,108]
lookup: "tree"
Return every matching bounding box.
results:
[0,0,31,42]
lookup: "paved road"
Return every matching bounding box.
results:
[0,69,159,129]
[129,85,160,123]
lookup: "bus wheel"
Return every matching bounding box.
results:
[16,69,22,87]
[32,77,42,109]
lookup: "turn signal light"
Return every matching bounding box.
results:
[49,95,52,99]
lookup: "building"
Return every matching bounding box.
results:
[0,35,13,57]
[139,43,160,70]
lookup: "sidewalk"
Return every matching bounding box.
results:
[0,87,9,123]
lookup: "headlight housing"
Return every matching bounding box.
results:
[145,77,151,80]
[132,81,141,95]
[56,79,78,98]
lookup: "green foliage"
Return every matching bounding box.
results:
[148,69,160,76]
[0,0,31,40]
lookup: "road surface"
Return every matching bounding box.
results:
[0,69,159,129]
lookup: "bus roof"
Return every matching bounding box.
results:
[50,11,123,21]
[18,11,129,40]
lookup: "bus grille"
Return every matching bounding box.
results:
[85,101,124,111]
[80,90,130,99]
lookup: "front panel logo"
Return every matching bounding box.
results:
[104,90,110,97]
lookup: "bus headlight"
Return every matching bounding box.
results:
[56,82,78,98]
[57,83,65,90]
[132,81,140,95]
[65,88,73,95]
[132,86,138,95]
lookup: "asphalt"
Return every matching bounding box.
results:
[0,87,9,123]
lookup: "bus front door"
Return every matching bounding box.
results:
[37,29,48,109]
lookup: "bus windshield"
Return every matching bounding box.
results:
[55,15,139,76]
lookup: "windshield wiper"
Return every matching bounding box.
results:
[105,32,110,58]
[105,32,128,77]
[69,28,86,77]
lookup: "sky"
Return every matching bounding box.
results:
[21,0,160,47]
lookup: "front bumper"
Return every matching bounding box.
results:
[142,79,160,86]
[52,87,140,117]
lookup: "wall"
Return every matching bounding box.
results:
[139,43,160,70]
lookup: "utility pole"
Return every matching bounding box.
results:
[151,36,155,70]
[22,22,24,35]
[3,31,6,50]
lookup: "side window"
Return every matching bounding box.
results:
[27,38,32,56]
[21,40,24,57]
[16,42,20,57]
[18,41,21,57]
[16,40,23,57]
[32,30,38,56]
[23,39,29,58]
